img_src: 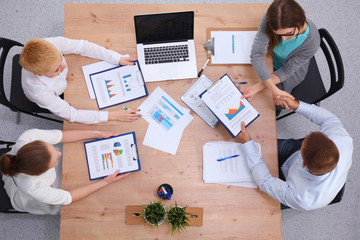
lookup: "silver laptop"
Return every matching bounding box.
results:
[134,11,197,82]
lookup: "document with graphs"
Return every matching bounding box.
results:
[200,74,259,137]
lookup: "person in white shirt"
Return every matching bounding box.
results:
[0,129,131,215]
[19,37,141,124]
[238,97,353,210]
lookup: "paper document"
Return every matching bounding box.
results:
[211,31,256,64]
[200,74,259,137]
[82,61,118,99]
[84,132,141,180]
[139,87,193,155]
[203,141,260,188]
[90,60,147,109]
[181,75,219,128]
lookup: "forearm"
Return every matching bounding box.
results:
[69,179,109,203]
[61,130,103,143]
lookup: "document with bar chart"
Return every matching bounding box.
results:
[90,60,148,109]
[84,132,141,180]
[200,74,259,137]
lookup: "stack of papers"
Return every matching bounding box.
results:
[138,87,193,155]
[203,141,260,188]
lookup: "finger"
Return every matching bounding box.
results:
[241,121,246,132]
[129,109,141,113]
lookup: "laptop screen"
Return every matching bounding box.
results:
[134,11,194,44]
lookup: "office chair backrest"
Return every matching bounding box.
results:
[316,28,344,103]
[277,28,344,120]
[0,38,23,111]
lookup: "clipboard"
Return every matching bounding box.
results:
[90,60,148,110]
[199,74,259,138]
[206,28,258,65]
[84,132,141,180]
[181,75,219,128]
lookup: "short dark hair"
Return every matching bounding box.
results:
[301,132,339,175]
[0,140,51,177]
[265,0,306,53]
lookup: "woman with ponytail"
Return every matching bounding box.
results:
[243,0,320,111]
[0,129,130,215]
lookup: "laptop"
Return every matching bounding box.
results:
[134,11,197,82]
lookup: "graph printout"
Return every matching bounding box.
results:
[200,74,259,137]
[84,132,140,180]
[90,61,147,109]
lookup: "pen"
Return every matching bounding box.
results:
[161,186,171,200]
[217,154,240,162]
[198,58,210,77]
[123,106,144,116]
[234,81,248,84]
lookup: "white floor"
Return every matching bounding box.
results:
[0,0,359,239]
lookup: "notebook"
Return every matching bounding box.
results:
[134,11,197,82]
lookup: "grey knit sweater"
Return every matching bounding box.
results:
[250,14,321,92]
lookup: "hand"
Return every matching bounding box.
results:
[103,170,131,184]
[270,87,295,110]
[96,131,118,139]
[119,57,136,65]
[274,96,300,110]
[241,82,265,101]
[108,109,141,122]
[238,121,251,143]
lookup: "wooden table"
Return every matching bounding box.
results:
[61,3,280,240]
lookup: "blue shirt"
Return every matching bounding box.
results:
[243,102,353,210]
[273,24,310,70]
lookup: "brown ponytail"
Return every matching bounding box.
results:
[265,0,306,53]
[0,140,51,177]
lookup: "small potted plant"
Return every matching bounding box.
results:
[167,202,190,234]
[142,201,166,227]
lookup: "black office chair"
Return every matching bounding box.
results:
[0,37,62,124]
[0,141,23,213]
[276,28,344,120]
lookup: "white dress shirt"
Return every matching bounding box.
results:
[2,129,72,215]
[22,37,124,124]
[243,102,353,210]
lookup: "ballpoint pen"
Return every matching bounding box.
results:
[198,58,210,77]
[217,154,240,162]
[234,81,248,84]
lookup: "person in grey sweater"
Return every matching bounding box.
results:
[243,0,320,110]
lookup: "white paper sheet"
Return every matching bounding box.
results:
[82,61,118,99]
[211,31,257,64]
[201,74,259,137]
[139,87,193,155]
[202,141,260,188]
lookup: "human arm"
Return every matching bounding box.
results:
[45,37,135,66]
[60,130,118,143]
[69,171,131,202]
[239,122,302,209]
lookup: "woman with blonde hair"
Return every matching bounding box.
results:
[0,129,130,215]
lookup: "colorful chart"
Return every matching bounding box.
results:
[225,101,245,120]
[104,80,118,98]
[113,149,123,156]
[122,74,132,92]
[114,142,121,147]
[101,152,114,170]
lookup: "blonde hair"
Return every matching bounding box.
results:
[19,39,60,75]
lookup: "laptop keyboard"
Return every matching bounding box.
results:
[144,45,189,65]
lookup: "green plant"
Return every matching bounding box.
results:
[142,201,166,227]
[166,202,190,234]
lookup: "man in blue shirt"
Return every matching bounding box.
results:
[239,97,353,210]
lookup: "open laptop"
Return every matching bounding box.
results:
[134,11,197,82]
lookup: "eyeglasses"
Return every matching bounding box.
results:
[275,28,296,37]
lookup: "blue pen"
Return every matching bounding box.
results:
[217,154,240,162]
[234,81,247,84]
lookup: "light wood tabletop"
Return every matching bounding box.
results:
[61,3,281,240]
